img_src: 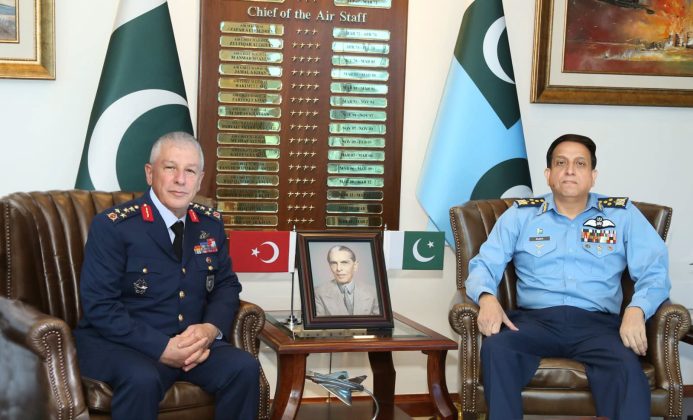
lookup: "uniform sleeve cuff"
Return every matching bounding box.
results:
[467,287,496,305]
[627,300,653,320]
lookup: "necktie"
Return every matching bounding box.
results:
[343,288,354,315]
[171,221,184,261]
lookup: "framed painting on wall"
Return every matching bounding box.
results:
[531,0,693,106]
[0,0,55,79]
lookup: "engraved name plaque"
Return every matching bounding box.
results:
[198,0,408,230]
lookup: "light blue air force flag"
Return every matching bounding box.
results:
[416,0,532,247]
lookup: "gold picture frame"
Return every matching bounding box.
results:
[0,0,55,79]
[531,0,693,107]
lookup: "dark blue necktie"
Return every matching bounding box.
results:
[171,221,184,261]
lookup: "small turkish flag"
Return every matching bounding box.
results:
[227,231,296,273]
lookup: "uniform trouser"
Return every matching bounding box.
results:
[480,306,649,420]
[75,334,260,420]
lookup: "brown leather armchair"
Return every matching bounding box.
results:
[0,190,270,420]
[448,199,691,419]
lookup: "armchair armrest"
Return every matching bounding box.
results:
[448,293,482,414]
[0,296,89,420]
[230,300,265,355]
[229,299,270,420]
[645,301,691,391]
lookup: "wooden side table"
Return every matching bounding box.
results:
[259,311,458,420]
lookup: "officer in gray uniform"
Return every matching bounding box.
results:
[466,134,670,420]
[74,132,259,420]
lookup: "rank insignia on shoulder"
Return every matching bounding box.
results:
[515,198,545,208]
[598,197,628,210]
[188,209,200,223]
[141,204,154,222]
[189,203,223,221]
[106,204,143,223]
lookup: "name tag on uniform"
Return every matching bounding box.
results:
[529,236,551,241]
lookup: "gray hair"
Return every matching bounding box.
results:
[327,245,356,262]
[149,131,204,170]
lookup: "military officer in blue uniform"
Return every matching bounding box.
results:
[466,134,670,420]
[74,132,259,420]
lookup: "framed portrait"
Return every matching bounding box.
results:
[530,0,693,106]
[0,0,55,79]
[296,231,393,330]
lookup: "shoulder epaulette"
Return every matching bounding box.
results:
[598,197,629,210]
[106,204,142,223]
[189,203,222,221]
[514,198,545,208]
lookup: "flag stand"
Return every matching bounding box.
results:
[285,225,300,328]
[284,269,300,328]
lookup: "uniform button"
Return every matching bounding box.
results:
[182,268,186,274]
[142,268,148,274]
[208,265,214,271]
[178,314,184,322]
[179,291,185,299]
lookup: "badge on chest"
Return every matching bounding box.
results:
[581,216,617,244]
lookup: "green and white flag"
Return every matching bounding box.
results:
[383,231,445,270]
[75,0,193,191]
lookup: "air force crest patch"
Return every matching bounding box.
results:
[582,216,617,244]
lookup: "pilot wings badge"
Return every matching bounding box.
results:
[133,278,148,295]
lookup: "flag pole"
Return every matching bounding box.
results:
[285,225,300,328]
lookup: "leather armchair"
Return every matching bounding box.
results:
[0,190,270,420]
[448,199,691,419]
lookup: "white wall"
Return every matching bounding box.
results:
[0,0,690,399]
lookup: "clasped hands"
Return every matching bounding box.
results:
[477,293,648,355]
[159,323,219,371]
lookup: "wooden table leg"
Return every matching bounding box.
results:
[368,351,396,419]
[423,349,457,420]
[270,353,308,420]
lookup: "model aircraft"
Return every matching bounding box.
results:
[305,371,367,405]
[597,0,655,14]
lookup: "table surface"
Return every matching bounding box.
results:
[261,311,458,353]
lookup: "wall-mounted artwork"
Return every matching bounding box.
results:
[0,0,17,42]
[0,0,54,79]
[531,0,693,106]
[564,0,693,77]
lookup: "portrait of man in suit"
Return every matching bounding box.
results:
[313,244,381,317]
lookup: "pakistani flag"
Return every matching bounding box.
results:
[416,0,532,247]
[75,0,193,191]
[383,231,445,270]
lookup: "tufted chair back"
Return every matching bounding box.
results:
[1,191,140,326]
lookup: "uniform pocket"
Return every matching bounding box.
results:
[194,254,218,272]
[521,239,558,275]
[124,258,163,297]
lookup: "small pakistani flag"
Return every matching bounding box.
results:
[383,231,445,270]
[74,0,193,192]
